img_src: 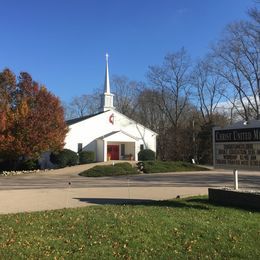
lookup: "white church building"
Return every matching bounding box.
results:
[64,55,157,162]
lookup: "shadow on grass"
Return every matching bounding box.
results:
[187,197,260,212]
[73,197,210,210]
[186,198,209,204]
[210,200,260,212]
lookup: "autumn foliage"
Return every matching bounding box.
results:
[0,69,68,167]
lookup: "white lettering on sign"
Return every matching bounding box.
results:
[214,125,260,170]
[215,143,260,169]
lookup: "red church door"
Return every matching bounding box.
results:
[107,145,119,160]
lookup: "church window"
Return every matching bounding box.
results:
[121,144,125,156]
[78,143,83,152]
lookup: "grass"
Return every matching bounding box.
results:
[79,162,139,177]
[0,197,259,259]
[80,161,208,177]
[140,160,208,173]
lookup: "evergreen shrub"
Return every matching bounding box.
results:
[0,159,13,171]
[138,149,155,161]
[19,159,39,170]
[79,151,95,164]
[79,162,138,177]
[50,149,78,168]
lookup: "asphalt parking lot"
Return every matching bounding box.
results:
[0,167,259,190]
[0,163,259,214]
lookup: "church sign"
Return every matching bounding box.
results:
[213,121,260,170]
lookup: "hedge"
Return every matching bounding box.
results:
[50,149,78,168]
[138,160,208,173]
[79,151,95,164]
[138,149,155,161]
[0,158,39,171]
[79,162,138,177]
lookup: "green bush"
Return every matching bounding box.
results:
[139,160,208,173]
[0,159,14,171]
[79,151,95,164]
[138,149,155,161]
[0,158,39,171]
[79,162,138,177]
[50,149,78,168]
[18,159,39,170]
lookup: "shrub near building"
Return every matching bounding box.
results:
[79,162,138,177]
[78,151,95,164]
[138,149,156,161]
[50,149,78,168]
[138,160,208,173]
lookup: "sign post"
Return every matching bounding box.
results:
[233,169,238,190]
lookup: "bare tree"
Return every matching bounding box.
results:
[248,7,260,24]
[212,10,260,120]
[147,48,191,129]
[70,95,90,118]
[65,91,101,120]
[136,89,167,131]
[147,48,193,160]
[111,75,143,118]
[192,57,225,124]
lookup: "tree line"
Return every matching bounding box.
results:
[1,7,258,169]
[65,7,259,164]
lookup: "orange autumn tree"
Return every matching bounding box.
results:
[0,69,68,169]
[0,69,16,159]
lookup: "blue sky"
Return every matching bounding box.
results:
[0,0,254,102]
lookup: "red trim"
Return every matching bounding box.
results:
[109,113,114,124]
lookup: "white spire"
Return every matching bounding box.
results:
[100,53,114,111]
[104,53,110,94]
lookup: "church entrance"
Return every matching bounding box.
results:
[107,145,119,160]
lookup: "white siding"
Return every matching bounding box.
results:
[96,139,104,162]
[64,109,157,161]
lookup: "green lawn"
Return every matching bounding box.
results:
[79,161,208,177]
[140,161,208,173]
[79,162,139,177]
[0,197,259,259]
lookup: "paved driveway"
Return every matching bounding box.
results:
[0,163,259,214]
[1,165,260,190]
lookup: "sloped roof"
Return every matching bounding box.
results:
[66,111,106,126]
[66,109,158,136]
[97,130,140,141]
[214,119,260,130]
[97,131,120,139]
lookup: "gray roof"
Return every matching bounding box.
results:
[66,111,106,126]
[97,130,140,141]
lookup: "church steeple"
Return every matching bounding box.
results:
[104,53,110,94]
[101,53,114,111]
